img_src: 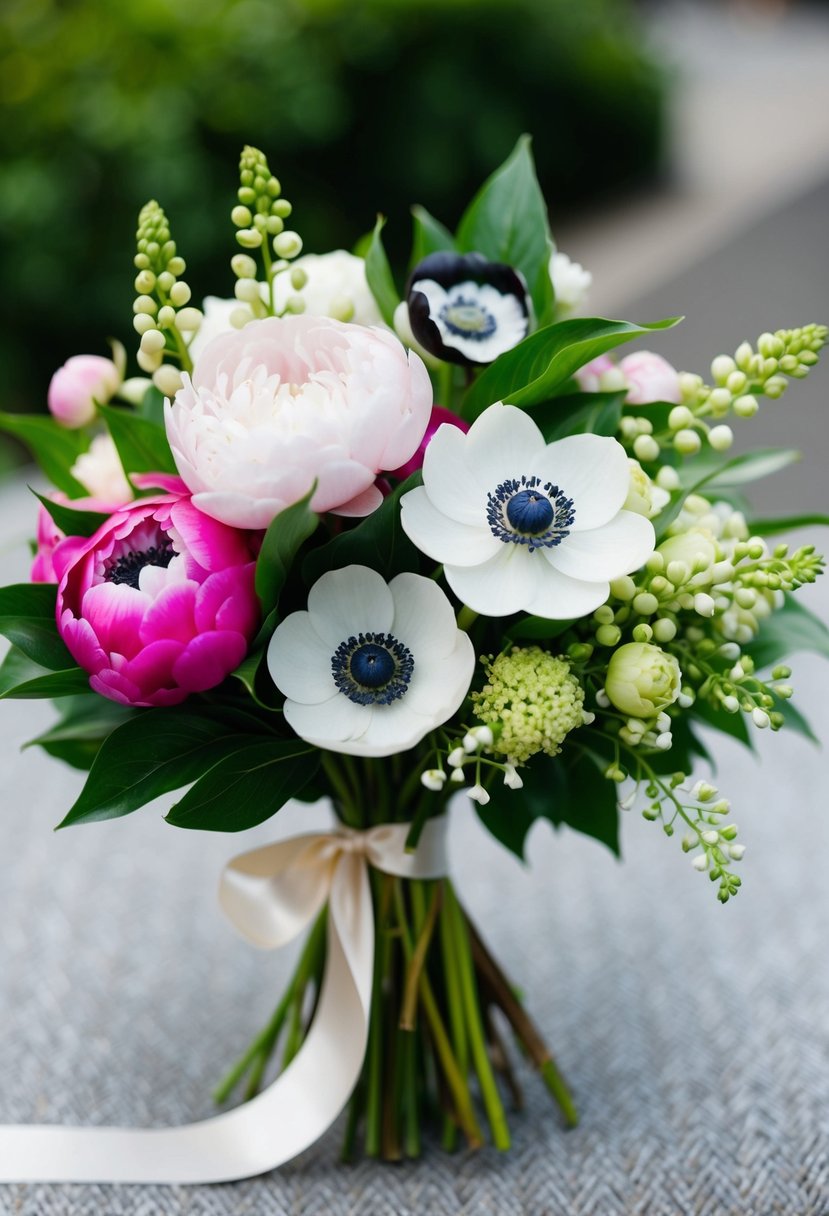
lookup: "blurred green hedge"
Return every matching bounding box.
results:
[1,0,664,417]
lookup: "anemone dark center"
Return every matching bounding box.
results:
[105,538,175,589]
[486,476,576,552]
[331,631,414,706]
[506,489,555,535]
[440,297,497,340]
[350,643,396,689]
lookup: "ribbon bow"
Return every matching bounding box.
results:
[0,818,449,1184]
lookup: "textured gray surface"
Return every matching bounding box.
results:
[2,182,829,1212]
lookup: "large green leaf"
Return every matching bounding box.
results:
[364,215,400,327]
[255,489,319,618]
[26,695,134,752]
[461,316,681,421]
[58,708,274,827]
[456,135,553,322]
[476,745,620,861]
[743,594,829,670]
[692,697,755,752]
[410,205,455,267]
[748,513,829,536]
[0,412,90,497]
[98,403,177,476]
[677,447,800,492]
[303,473,422,584]
[0,584,75,670]
[529,390,626,443]
[165,739,318,831]
[773,695,819,744]
[32,491,109,539]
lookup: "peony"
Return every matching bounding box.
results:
[267,565,474,757]
[70,433,134,505]
[400,403,655,620]
[574,354,625,394]
[604,642,682,719]
[274,251,384,327]
[618,351,681,405]
[166,315,432,530]
[56,494,259,706]
[187,296,248,365]
[48,354,121,428]
[390,405,470,480]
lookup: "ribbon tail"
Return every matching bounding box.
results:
[0,855,374,1185]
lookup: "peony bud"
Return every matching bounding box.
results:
[605,642,682,719]
[618,351,681,405]
[47,354,121,428]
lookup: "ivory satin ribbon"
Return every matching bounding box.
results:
[0,818,449,1184]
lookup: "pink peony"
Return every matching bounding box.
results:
[56,494,259,706]
[165,314,433,530]
[48,355,121,428]
[390,405,470,480]
[574,354,617,393]
[618,351,681,405]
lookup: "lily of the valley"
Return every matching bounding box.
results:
[400,403,655,619]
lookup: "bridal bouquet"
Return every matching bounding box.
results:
[1,139,827,1180]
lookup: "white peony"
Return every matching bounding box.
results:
[550,252,592,315]
[273,251,384,327]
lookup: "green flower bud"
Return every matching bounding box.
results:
[605,642,682,719]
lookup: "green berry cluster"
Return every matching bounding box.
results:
[232,146,304,317]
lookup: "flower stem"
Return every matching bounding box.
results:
[392,881,484,1148]
[457,604,479,632]
[438,884,469,1152]
[364,877,391,1157]
[444,883,511,1151]
[400,882,440,1030]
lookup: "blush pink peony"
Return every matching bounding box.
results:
[48,355,121,428]
[390,405,470,480]
[55,494,259,706]
[165,315,433,530]
[618,351,681,405]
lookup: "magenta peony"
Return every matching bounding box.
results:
[55,494,259,706]
[389,405,470,480]
[165,314,433,530]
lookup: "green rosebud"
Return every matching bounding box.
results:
[605,642,682,719]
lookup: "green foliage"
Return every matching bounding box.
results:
[743,594,829,670]
[32,491,109,539]
[0,413,89,497]
[410,206,455,267]
[461,317,680,420]
[748,513,829,536]
[255,490,319,620]
[365,216,400,326]
[0,584,75,670]
[529,390,626,443]
[456,135,554,323]
[477,747,620,861]
[98,404,177,477]
[59,707,276,826]
[25,695,135,770]
[165,740,319,831]
[303,474,422,585]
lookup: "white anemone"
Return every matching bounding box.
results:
[166,315,432,530]
[413,279,529,364]
[400,403,655,619]
[267,566,475,757]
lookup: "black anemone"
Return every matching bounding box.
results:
[406,251,530,367]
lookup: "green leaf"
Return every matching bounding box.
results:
[677,447,800,492]
[461,316,681,421]
[505,616,574,642]
[743,593,829,670]
[748,513,829,536]
[693,698,755,751]
[98,403,177,477]
[32,490,109,539]
[364,215,400,327]
[165,740,319,831]
[476,745,620,860]
[139,385,166,426]
[303,473,422,585]
[255,489,319,618]
[529,390,625,443]
[0,665,90,700]
[773,695,819,745]
[0,412,90,497]
[0,583,75,670]
[59,708,274,827]
[26,695,134,748]
[456,134,553,321]
[410,204,455,266]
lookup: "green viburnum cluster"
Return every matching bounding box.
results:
[471,647,589,765]
[132,201,201,397]
[617,324,828,463]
